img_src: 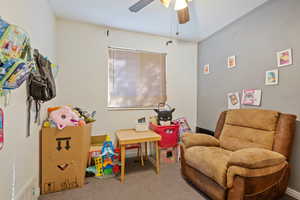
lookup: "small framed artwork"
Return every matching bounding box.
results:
[227,92,240,109]
[241,89,262,106]
[277,48,293,67]
[227,56,236,69]
[265,69,279,85]
[203,64,210,74]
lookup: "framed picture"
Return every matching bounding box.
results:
[277,48,293,67]
[203,64,210,74]
[227,92,240,109]
[227,56,236,69]
[265,69,279,85]
[241,89,262,106]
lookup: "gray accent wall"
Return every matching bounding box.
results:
[197,0,300,191]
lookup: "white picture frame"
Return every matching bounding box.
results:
[227,92,240,109]
[227,55,236,69]
[203,64,210,74]
[277,48,293,67]
[241,89,262,106]
[265,69,279,85]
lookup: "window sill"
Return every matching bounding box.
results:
[106,107,157,111]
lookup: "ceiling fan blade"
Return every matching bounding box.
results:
[160,0,171,8]
[177,7,190,24]
[129,0,155,13]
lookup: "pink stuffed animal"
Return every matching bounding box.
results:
[49,106,80,130]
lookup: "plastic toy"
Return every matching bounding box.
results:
[114,148,121,161]
[78,120,86,127]
[94,157,103,177]
[103,166,113,175]
[101,140,115,159]
[43,121,50,128]
[49,106,80,130]
[103,157,113,167]
[47,106,61,113]
[113,164,120,175]
[73,107,96,123]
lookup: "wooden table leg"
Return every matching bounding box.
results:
[155,141,160,174]
[140,143,144,167]
[144,142,148,161]
[121,144,126,183]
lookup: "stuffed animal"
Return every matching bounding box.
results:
[49,106,80,130]
[154,107,175,126]
[73,107,96,123]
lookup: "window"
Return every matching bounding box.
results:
[108,47,167,108]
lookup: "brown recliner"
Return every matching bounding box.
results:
[181,109,296,200]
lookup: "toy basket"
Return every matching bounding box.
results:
[150,122,179,148]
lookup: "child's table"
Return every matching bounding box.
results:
[115,129,161,183]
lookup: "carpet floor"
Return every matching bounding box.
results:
[39,158,296,200]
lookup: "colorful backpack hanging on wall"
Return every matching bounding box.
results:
[0,108,4,151]
[0,17,33,95]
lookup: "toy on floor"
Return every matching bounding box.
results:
[112,164,120,175]
[101,136,115,159]
[86,166,97,177]
[94,157,104,177]
[103,165,113,175]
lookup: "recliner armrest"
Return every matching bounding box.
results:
[226,161,288,189]
[182,133,220,148]
[228,148,286,169]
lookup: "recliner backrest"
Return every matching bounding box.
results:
[219,109,279,151]
[215,109,296,159]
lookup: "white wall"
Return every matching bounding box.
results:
[55,18,197,140]
[0,0,56,199]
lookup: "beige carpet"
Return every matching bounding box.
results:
[39,159,295,200]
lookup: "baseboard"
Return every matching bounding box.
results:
[286,187,300,200]
[15,177,39,200]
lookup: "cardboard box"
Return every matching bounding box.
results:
[40,124,92,194]
[91,135,107,147]
[88,134,107,166]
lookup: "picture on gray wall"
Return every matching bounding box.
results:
[277,48,293,67]
[227,92,240,109]
[203,64,210,74]
[227,55,236,69]
[241,89,262,106]
[265,69,279,85]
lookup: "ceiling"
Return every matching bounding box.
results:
[49,0,268,41]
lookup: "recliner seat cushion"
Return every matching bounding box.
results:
[185,146,232,188]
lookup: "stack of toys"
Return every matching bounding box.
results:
[86,136,121,178]
[43,105,96,130]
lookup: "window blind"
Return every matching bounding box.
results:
[108,47,167,108]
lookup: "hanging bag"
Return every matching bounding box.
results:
[0,18,33,93]
[27,49,56,127]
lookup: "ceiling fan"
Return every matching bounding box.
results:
[129,0,192,24]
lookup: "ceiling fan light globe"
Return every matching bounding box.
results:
[174,0,188,11]
[160,0,171,8]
